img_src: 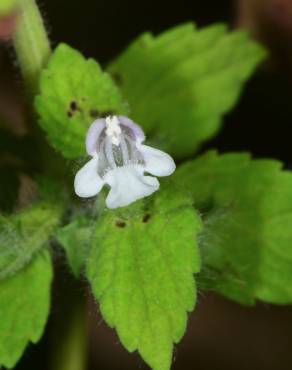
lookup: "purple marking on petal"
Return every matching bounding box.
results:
[86,119,106,156]
[118,116,145,144]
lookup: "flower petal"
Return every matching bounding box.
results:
[74,156,104,197]
[139,144,176,177]
[104,165,159,209]
[86,119,106,155]
[118,116,145,144]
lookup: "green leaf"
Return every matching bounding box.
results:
[87,187,202,370]
[108,23,266,158]
[0,177,63,279]
[174,151,292,305]
[0,250,53,368]
[56,217,93,277]
[35,43,128,159]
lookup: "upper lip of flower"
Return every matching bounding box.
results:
[74,115,176,209]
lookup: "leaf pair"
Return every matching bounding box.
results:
[35,23,266,160]
[34,21,268,370]
[58,151,292,370]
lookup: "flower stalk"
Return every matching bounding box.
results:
[50,293,88,370]
[11,0,66,178]
[12,0,51,95]
[11,4,87,370]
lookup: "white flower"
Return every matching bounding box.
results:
[74,115,176,209]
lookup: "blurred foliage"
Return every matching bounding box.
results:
[175,151,292,305]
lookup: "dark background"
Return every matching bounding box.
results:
[1,0,292,369]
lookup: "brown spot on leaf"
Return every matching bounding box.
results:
[67,100,81,118]
[116,220,126,228]
[70,101,79,111]
[142,213,151,223]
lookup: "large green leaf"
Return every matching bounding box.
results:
[174,151,292,305]
[108,23,266,158]
[87,187,202,370]
[0,177,63,279]
[0,250,53,368]
[35,43,128,158]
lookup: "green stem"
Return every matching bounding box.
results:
[12,4,87,370]
[12,0,66,178]
[12,0,51,95]
[51,294,88,370]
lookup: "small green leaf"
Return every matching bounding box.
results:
[87,187,202,370]
[56,217,93,277]
[0,250,53,368]
[0,177,63,279]
[108,23,266,158]
[35,43,128,158]
[174,151,292,305]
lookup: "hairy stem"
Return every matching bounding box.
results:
[12,5,88,368]
[12,0,66,178]
[12,0,51,95]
